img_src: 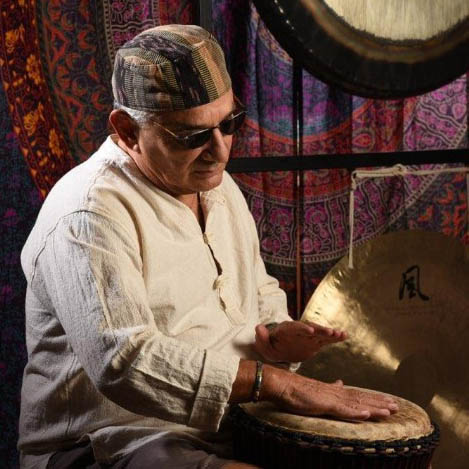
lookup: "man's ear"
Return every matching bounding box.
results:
[109,110,140,152]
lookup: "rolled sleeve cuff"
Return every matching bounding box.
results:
[188,350,240,431]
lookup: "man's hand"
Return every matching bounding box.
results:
[229,361,399,422]
[263,366,399,421]
[255,320,346,363]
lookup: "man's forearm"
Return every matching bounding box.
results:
[228,360,287,404]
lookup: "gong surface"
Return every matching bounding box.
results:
[253,0,469,98]
[300,230,469,468]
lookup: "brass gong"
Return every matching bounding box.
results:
[253,0,469,98]
[300,230,469,469]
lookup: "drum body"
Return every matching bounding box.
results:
[230,390,439,469]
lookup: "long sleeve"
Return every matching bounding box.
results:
[228,184,302,372]
[30,211,240,432]
[235,187,291,325]
[254,247,292,326]
[248,209,301,371]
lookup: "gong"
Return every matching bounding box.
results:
[300,230,469,468]
[253,0,469,98]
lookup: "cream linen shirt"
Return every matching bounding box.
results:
[19,136,293,468]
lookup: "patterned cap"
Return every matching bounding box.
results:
[112,24,232,112]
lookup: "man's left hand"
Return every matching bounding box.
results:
[255,321,347,363]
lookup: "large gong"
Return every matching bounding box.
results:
[300,231,469,468]
[253,0,469,98]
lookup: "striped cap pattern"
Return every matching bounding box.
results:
[112,25,232,112]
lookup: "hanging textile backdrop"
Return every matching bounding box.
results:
[0,0,467,466]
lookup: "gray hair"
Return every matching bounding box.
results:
[113,102,158,127]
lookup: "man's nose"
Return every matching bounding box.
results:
[206,128,231,163]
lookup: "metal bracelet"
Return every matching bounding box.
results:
[251,360,264,402]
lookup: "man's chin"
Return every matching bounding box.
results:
[192,169,224,189]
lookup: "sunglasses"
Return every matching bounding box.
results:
[152,100,246,149]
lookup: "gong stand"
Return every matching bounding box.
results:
[292,62,304,316]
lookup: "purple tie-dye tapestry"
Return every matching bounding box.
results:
[0,1,467,466]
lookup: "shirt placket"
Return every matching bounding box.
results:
[202,201,245,326]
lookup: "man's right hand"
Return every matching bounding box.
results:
[230,360,398,421]
[262,365,399,420]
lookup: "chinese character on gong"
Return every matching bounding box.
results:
[399,265,430,301]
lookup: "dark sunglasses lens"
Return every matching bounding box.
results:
[181,111,246,148]
[219,112,246,135]
[184,130,212,149]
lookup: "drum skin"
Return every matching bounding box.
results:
[230,389,439,469]
[252,0,469,98]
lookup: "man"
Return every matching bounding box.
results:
[18,25,397,468]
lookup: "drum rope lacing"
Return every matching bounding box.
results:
[348,164,469,268]
[230,405,440,459]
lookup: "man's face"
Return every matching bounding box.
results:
[134,90,235,198]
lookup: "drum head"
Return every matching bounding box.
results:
[232,392,438,468]
[253,0,469,98]
[300,230,469,468]
[240,389,434,443]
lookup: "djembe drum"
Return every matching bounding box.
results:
[230,390,439,469]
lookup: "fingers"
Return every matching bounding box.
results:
[300,333,346,352]
[322,329,347,341]
[316,381,399,421]
[301,321,347,342]
[330,404,393,421]
[338,389,399,418]
[327,396,398,421]
[329,403,372,421]
[361,391,399,413]
[254,325,279,361]
[255,324,270,343]
[332,330,347,341]
[272,320,346,343]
